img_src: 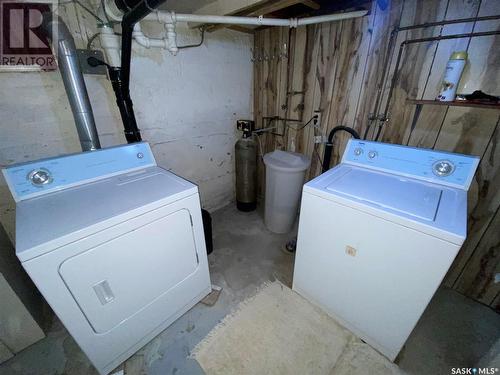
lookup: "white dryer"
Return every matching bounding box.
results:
[293,140,479,361]
[2,143,211,374]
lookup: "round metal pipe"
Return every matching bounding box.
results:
[42,15,101,151]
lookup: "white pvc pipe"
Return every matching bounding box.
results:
[175,13,292,27]
[144,9,368,28]
[132,23,179,55]
[133,23,167,49]
[99,25,121,67]
[97,7,368,65]
[296,11,368,26]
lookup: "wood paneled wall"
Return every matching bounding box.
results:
[253,0,500,310]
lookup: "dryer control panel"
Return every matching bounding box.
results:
[342,140,480,190]
[3,142,156,202]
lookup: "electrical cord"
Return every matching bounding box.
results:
[312,126,324,166]
[374,124,383,141]
[313,144,323,166]
[86,32,100,50]
[363,123,372,140]
[87,30,122,50]
[313,146,323,167]
[63,0,106,23]
[177,27,206,49]
[286,115,317,131]
[253,133,265,161]
[253,115,318,163]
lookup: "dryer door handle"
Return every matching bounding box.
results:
[93,280,115,305]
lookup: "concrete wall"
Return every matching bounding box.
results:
[0,3,253,240]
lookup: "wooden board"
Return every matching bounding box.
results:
[443,118,500,287]
[253,0,500,309]
[254,27,290,199]
[454,206,500,311]
[380,0,448,143]
[406,105,449,147]
[354,0,404,140]
[326,14,375,168]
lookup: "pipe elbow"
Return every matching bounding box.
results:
[169,45,178,55]
[132,24,153,48]
[158,11,175,24]
[99,26,121,66]
[132,33,150,48]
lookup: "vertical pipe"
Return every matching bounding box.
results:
[42,15,101,151]
[116,0,168,143]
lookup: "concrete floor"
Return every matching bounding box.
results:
[0,204,498,375]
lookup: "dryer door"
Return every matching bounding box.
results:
[59,208,199,333]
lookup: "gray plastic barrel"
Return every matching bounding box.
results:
[263,150,311,233]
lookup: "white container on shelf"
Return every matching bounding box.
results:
[436,51,468,102]
[263,150,310,233]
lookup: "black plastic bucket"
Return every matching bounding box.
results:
[201,209,213,255]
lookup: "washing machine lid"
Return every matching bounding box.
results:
[304,164,467,244]
[15,166,197,261]
[326,168,442,221]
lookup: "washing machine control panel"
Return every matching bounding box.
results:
[343,140,480,190]
[2,142,156,202]
[27,168,53,186]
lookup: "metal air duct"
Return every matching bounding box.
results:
[42,15,101,151]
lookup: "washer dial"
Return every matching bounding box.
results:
[354,147,363,156]
[432,160,455,177]
[27,168,53,186]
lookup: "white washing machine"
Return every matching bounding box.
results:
[293,140,479,361]
[2,143,211,374]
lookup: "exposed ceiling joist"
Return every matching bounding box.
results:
[193,0,269,18]
[226,25,255,34]
[300,0,320,10]
[246,0,311,16]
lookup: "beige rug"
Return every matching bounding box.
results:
[193,281,405,375]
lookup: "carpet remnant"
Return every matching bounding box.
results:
[193,281,404,375]
[192,281,349,374]
[330,342,406,375]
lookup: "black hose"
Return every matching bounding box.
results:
[117,0,168,143]
[322,126,360,172]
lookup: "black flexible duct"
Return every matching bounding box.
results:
[322,126,360,172]
[114,0,167,143]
